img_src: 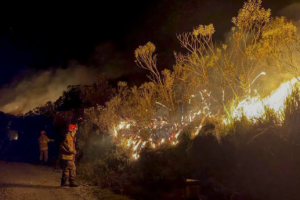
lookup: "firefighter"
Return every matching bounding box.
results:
[60,124,79,187]
[38,130,55,163]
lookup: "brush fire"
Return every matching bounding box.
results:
[103,0,300,161]
[81,0,300,163]
[112,72,300,160]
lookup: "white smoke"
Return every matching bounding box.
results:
[0,61,98,115]
[0,40,135,115]
[278,3,300,21]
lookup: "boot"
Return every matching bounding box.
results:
[61,178,68,187]
[69,179,79,187]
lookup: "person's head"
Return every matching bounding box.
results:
[41,130,46,136]
[68,124,77,136]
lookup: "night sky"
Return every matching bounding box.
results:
[0,0,299,88]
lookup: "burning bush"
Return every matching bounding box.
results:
[75,0,300,199]
[82,0,300,162]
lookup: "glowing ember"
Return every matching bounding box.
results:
[112,75,300,160]
[152,142,156,149]
[127,139,131,147]
[112,88,215,159]
[114,127,118,137]
[133,140,141,151]
[118,122,125,129]
[13,133,18,140]
[175,129,182,139]
[132,153,139,160]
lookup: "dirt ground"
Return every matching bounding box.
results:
[0,161,132,200]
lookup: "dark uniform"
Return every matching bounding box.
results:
[60,124,79,187]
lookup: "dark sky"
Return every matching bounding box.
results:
[0,0,299,86]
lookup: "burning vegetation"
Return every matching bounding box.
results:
[66,2,300,199]
[2,0,300,199]
[73,1,300,199]
[83,0,300,161]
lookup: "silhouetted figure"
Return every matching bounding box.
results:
[38,130,54,163]
[60,124,79,187]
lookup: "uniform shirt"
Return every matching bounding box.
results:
[60,132,76,161]
[38,135,51,150]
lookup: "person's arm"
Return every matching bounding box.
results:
[45,136,51,142]
[61,137,76,154]
[44,135,55,142]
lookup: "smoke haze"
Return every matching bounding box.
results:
[0,61,98,115]
[2,3,300,116]
[278,3,300,21]
[0,41,133,115]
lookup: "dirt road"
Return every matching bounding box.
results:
[0,161,99,200]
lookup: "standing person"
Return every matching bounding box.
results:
[60,124,79,187]
[38,130,55,164]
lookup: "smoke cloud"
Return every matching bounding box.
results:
[278,3,300,21]
[6,3,300,116]
[0,61,99,115]
[0,41,135,115]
